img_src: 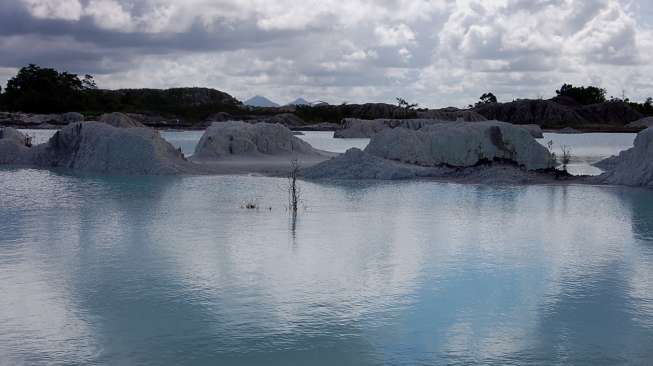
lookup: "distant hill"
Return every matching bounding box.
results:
[473,98,643,128]
[244,95,280,108]
[80,87,243,120]
[287,98,310,106]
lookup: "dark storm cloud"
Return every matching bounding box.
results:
[0,0,311,73]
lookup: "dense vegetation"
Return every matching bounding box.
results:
[555,84,607,105]
[0,64,96,113]
[627,97,653,116]
[0,65,242,120]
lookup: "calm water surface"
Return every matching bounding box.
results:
[3,129,652,365]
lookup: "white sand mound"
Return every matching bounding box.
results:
[334,118,447,138]
[334,118,544,139]
[625,117,653,129]
[304,148,560,183]
[594,127,653,187]
[28,122,195,174]
[303,148,448,179]
[0,128,33,164]
[0,127,31,146]
[364,121,555,171]
[98,112,146,128]
[192,121,320,161]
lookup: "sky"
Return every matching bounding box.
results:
[1,0,652,108]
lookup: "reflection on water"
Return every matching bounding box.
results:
[539,132,635,176]
[1,168,653,365]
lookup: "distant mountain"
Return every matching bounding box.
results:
[244,95,279,107]
[287,98,310,106]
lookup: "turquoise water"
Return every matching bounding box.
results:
[1,167,653,365]
[3,130,652,364]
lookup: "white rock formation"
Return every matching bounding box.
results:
[519,124,544,138]
[334,118,447,138]
[34,122,193,174]
[0,128,33,164]
[0,122,195,174]
[192,121,320,161]
[334,118,544,139]
[304,148,559,183]
[364,121,555,170]
[61,112,84,123]
[594,127,653,187]
[303,148,448,180]
[0,127,31,145]
[98,112,146,128]
[625,117,653,129]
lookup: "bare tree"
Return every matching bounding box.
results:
[546,140,556,169]
[396,97,418,110]
[560,145,572,172]
[288,159,301,213]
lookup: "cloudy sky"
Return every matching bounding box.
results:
[1,0,652,108]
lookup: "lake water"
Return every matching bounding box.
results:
[3,129,652,365]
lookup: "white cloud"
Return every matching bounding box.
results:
[398,47,412,63]
[570,1,640,64]
[374,23,416,47]
[84,0,134,31]
[22,0,83,21]
[4,0,653,107]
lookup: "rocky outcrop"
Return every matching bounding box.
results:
[576,101,643,125]
[204,112,235,123]
[304,147,560,183]
[296,122,339,131]
[303,148,448,180]
[98,112,146,128]
[0,112,83,128]
[302,103,487,121]
[593,127,653,187]
[33,122,194,174]
[201,113,306,128]
[0,127,31,146]
[365,121,555,170]
[306,121,556,181]
[0,122,196,174]
[474,99,580,126]
[334,118,449,138]
[626,117,653,129]
[474,99,642,127]
[519,124,544,138]
[258,113,305,127]
[103,87,240,108]
[416,107,487,121]
[335,118,544,139]
[61,112,85,123]
[334,119,386,138]
[192,121,320,161]
[0,128,33,164]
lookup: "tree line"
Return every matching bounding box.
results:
[0,64,242,120]
[473,84,652,115]
[1,64,652,118]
